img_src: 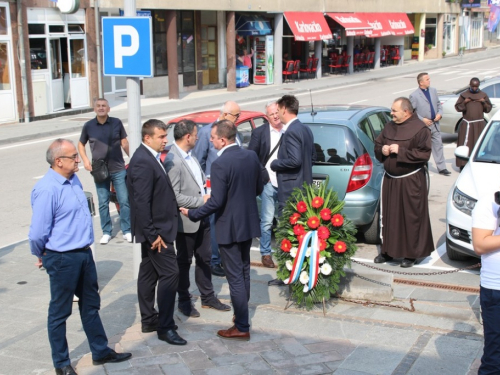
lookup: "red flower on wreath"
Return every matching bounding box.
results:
[289,213,301,225]
[320,208,332,221]
[334,241,347,253]
[331,214,344,227]
[319,239,327,251]
[293,224,306,236]
[297,234,305,243]
[307,216,320,229]
[281,239,292,252]
[317,226,330,240]
[312,196,324,208]
[297,201,308,213]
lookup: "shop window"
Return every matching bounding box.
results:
[151,10,168,76]
[49,25,65,34]
[28,24,45,35]
[0,43,10,90]
[425,17,437,47]
[29,38,48,70]
[0,7,7,35]
[68,24,84,34]
[70,39,86,77]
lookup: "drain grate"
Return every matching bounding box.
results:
[395,278,479,293]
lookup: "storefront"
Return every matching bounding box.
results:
[0,3,16,123]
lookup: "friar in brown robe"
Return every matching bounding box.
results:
[373,97,434,268]
[455,77,492,168]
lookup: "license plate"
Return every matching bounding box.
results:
[312,179,324,188]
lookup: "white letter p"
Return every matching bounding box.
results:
[114,25,139,68]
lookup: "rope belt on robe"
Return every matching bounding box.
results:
[461,118,484,146]
[379,168,421,244]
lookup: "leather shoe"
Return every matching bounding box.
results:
[142,322,178,332]
[401,258,416,268]
[268,278,285,286]
[202,298,231,311]
[55,365,76,375]
[261,255,275,268]
[217,325,250,341]
[438,169,451,176]
[92,349,132,365]
[178,305,200,318]
[374,253,393,263]
[211,264,226,277]
[158,329,187,345]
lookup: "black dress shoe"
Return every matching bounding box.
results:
[142,322,177,332]
[401,258,416,268]
[268,278,285,286]
[178,305,200,317]
[374,253,393,263]
[55,365,77,375]
[202,298,231,311]
[211,264,226,277]
[438,169,451,176]
[158,329,187,345]
[92,349,132,365]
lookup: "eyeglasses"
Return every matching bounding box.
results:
[58,154,79,161]
[226,112,241,120]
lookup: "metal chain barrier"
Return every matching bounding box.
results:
[336,294,416,312]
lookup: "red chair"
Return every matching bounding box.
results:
[311,58,319,78]
[300,58,313,79]
[391,48,401,65]
[367,52,375,70]
[342,55,351,75]
[329,56,343,74]
[283,60,294,83]
[293,60,301,81]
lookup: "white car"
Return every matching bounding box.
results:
[446,111,500,260]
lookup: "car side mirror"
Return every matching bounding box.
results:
[455,145,470,161]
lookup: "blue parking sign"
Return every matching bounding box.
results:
[102,17,153,77]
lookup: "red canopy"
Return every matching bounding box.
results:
[364,13,414,37]
[326,13,372,36]
[284,12,333,41]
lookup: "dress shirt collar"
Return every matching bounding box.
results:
[174,142,191,159]
[283,117,298,132]
[48,167,75,185]
[143,142,161,159]
[217,142,238,157]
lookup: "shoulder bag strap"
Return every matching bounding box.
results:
[263,134,283,166]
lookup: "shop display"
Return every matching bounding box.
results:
[254,35,274,85]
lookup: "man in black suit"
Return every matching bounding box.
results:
[248,101,283,269]
[180,120,263,341]
[271,95,315,213]
[127,119,186,346]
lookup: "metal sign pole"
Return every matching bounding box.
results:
[124,0,142,279]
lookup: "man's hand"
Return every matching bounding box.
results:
[203,194,210,203]
[180,207,189,217]
[434,114,442,122]
[478,98,486,103]
[382,145,390,156]
[423,118,433,126]
[151,235,166,253]
[35,258,43,269]
[389,144,399,154]
[83,159,92,172]
[464,98,472,104]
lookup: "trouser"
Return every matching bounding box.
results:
[43,248,109,368]
[209,213,222,266]
[479,285,500,375]
[259,182,278,256]
[430,123,447,172]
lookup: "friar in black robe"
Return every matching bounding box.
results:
[374,97,434,267]
[455,77,492,168]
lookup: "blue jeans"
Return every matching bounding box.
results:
[479,285,500,374]
[95,169,130,236]
[209,213,221,266]
[259,182,278,256]
[42,248,110,368]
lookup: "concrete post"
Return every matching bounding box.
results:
[437,13,444,59]
[374,38,381,69]
[314,41,322,78]
[226,12,236,91]
[217,11,227,85]
[347,36,354,74]
[274,13,283,85]
[418,13,426,62]
[166,10,179,99]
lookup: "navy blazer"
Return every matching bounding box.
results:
[270,119,315,205]
[127,144,178,244]
[247,122,272,184]
[188,145,264,245]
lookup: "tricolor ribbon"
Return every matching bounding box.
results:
[284,230,320,292]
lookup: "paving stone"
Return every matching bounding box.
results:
[76,366,108,375]
[305,339,356,357]
[276,362,334,375]
[242,357,274,374]
[407,352,477,375]
[107,364,164,374]
[260,349,295,368]
[332,369,373,375]
[194,364,247,375]
[338,344,405,374]
[179,349,215,370]
[425,335,483,359]
[160,362,193,375]
[197,338,232,358]
[274,337,311,356]
[228,339,278,354]
[324,360,343,371]
[129,352,180,367]
[292,351,344,367]
[210,352,260,366]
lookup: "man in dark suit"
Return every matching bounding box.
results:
[127,119,186,346]
[180,120,263,341]
[248,101,283,269]
[270,95,315,213]
[165,119,231,318]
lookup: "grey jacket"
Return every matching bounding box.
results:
[409,86,443,124]
[164,144,206,233]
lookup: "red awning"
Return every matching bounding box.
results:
[326,13,372,36]
[284,12,333,41]
[364,13,414,38]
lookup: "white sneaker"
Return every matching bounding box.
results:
[123,233,132,243]
[100,234,111,244]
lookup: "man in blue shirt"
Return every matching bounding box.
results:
[29,139,131,375]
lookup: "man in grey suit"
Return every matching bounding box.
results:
[409,72,451,176]
[165,119,231,318]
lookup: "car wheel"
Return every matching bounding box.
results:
[363,209,381,244]
[445,241,472,261]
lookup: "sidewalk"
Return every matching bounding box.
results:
[1,47,500,146]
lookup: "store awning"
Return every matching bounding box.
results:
[235,14,272,36]
[284,12,332,41]
[326,13,372,36]
[364,13,414,37]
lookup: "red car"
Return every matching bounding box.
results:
[167,110,268,147]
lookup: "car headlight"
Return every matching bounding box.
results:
[452,188,477,216]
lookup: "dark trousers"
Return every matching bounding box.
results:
[176,218,214,307]
[209,213,222,266]
[219,239,252,332]
[479,285,500,375]
[138,242,178,334]
[42,248,109,368]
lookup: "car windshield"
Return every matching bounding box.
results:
[475,121,500,164]
[305,123,363,166]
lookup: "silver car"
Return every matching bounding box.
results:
[439,76,500,134]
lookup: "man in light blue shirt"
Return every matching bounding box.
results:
[29,139,131,375]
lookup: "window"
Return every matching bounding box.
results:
[70,39,86,77]
[368,112,387,138]
[252,117,267,128]
[236,120,253,145]
[29,38,48,70]
[68,24,85,34]
[0,42,10,90]
[152,10,168,76]
[425,17,437,47]
[308,124,359,166]
[48,25,65,34]
[358,118,374,141]
[28,24,45,35]
[482,83,500,98]
[0,7,7,35]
